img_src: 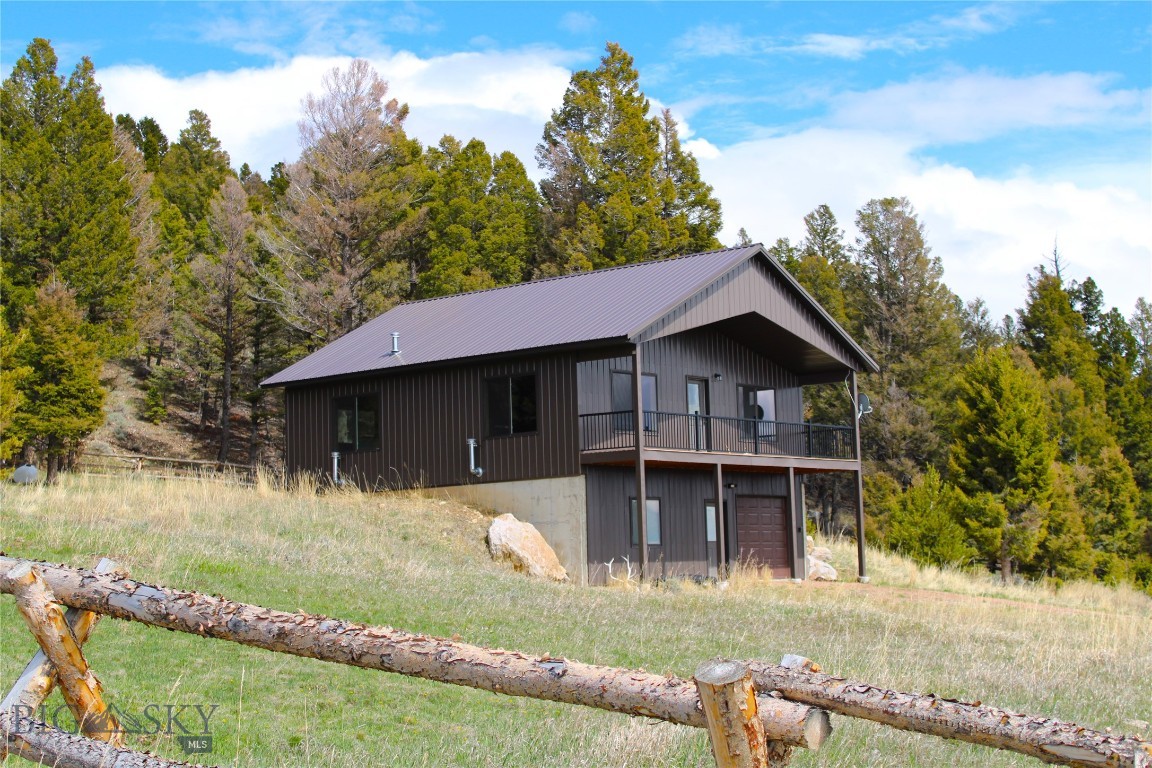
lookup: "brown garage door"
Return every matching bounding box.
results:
[735,496,791,578]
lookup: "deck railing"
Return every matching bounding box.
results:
[579,411,856,460]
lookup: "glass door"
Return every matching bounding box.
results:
[686,377,710,450]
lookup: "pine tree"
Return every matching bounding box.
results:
[537,43,720,272]
[1031,462,1094,582]
[155,109,233,252]
[653,108,722,255]
[1,39,137,353]
[180,177,254,462]
[115,113,168,173]
[256,59,423,347]
[416,137,540,298]
[949,347,1057,580]
[11,282,106,481]
[885,466,976,567]
[0,324,32,462]
[849,197,963,392]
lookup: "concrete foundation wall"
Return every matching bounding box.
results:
[437,476,588,585]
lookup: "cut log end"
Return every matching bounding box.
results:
[695,658,752,687]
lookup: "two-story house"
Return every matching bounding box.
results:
[262,245,879,584]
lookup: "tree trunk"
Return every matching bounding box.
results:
[747,661,1152,768]
[0,557,829,751]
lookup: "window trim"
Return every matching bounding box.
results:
[485,372,539,438]
[332,392,381,453]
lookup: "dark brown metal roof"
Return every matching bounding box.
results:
[262,245,878,387]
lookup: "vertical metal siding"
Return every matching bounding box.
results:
[638,259,860,370]
[584,466,787,584]
[284,352,581,489]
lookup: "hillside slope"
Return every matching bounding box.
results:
[2,476,1149,767]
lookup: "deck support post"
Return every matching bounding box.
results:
[850,371,868,583]
[632,345,649,580]
[788,466,805,580]
[715,463,727,579]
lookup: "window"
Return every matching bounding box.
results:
[630,498,662,546]
[740,385,777,440]
[333,394,380,452]
[486,374,537,436]
[611,371,657,431]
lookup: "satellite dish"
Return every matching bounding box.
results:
[857,393,873,418]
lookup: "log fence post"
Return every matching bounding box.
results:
[695,658,792,768]
[0,562,123,746]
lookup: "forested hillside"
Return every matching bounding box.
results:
[2,39,1148,590]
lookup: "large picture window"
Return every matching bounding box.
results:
[486,374,537,436]
[333,394,380,452]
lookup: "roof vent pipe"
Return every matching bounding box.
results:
[391,332,400,355]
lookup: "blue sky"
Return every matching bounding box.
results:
[3,1,1149,319]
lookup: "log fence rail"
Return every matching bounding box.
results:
[1,556,1148,768]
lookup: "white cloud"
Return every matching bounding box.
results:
[702,129,1151,319]
[98,48,573,176]
[559,12,597,35]
[675,3,1022,60]
[829,71,1150,143]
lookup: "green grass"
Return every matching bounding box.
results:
[2,474,1150,767]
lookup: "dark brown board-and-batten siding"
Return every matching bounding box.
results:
[283,353,581,488]
[585,466,791,584]
[577,328,803,421]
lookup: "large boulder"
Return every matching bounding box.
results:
[811,546,833,563]
[487,514,568,582]
[807,557,838,581]
[10,464,38,484]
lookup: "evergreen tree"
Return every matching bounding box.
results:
[0,324,32,462]
[653,108,722,254]
[1,38,137,353]
[11,282,106,481]
[180,177,254,462]
[1018,266,1106,404]
[949,347,1057,580]
[115,113,168,172]
[155,109,233,251]
[885,466,976,567]
[256,59,423,347]
[416,137,540,298]
[796,204,850,327]
[1080,445,1145,576]
[1032,462,1095,582]
[536,43,720,272]
[849,197,963,392]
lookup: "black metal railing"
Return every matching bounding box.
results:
[578,411,856,460]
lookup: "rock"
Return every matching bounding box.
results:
[11,464,38,484]
[487,513,568,582]
[807,557,838,581]
[811,546,833,563]
[805,535,815,555]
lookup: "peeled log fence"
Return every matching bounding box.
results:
[1,556,1149,768]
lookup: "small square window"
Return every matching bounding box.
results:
[333,394,380,452]
[486,374,537,436]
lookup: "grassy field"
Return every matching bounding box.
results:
[2,474,1150,767]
